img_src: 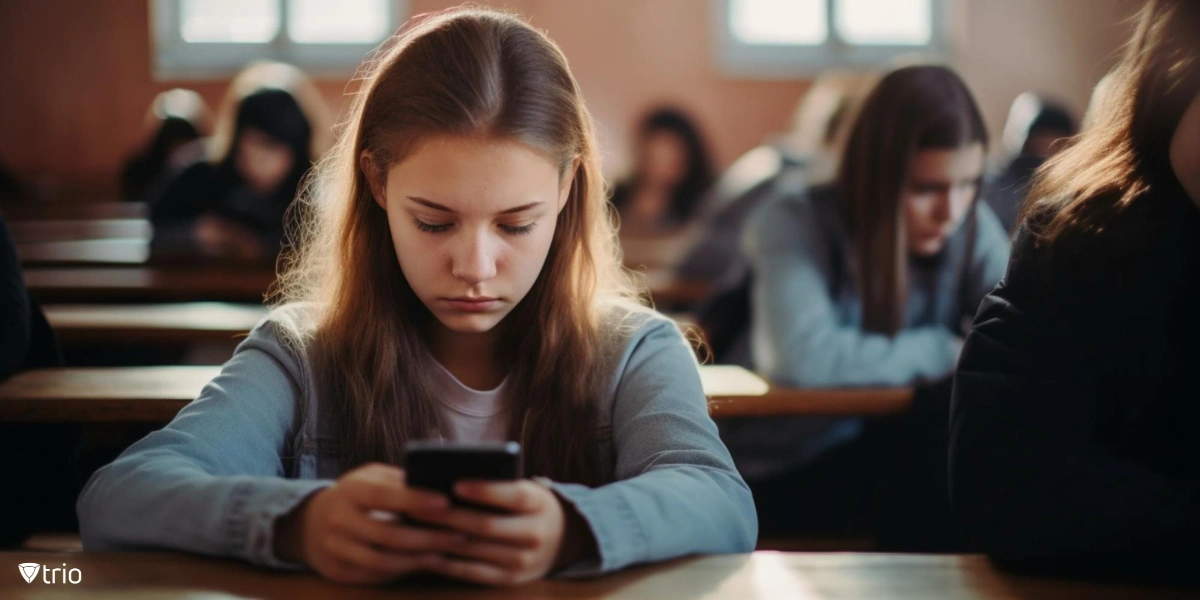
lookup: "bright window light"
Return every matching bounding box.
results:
[729,0,827,46]
[288,0,391,44]
[180,0,280,43]
[835,0,932,46]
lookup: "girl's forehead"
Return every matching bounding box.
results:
[385,134,562,213]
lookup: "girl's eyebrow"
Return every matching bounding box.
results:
[406,196,544,215]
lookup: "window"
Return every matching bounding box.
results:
[152,0,406,79]
[715,0,948,77]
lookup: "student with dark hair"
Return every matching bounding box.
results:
[120,88,211,204]
[150,64,327,260]
[79,8,754,585]
[610,107,714,234]
[984,93,1077,230]
[728,65,1010,539]
[951,0,1200,572]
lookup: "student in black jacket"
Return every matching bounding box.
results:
[950,0,1200,573]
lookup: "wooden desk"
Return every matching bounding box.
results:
[44,303,269,346]
[621,232,696,269]
[704,364,913,416]
[1,551,1195,599]
[8,218,152,243]
[1,201,147,221]
[24,267,276,304]
[0,365,910,423]
[640,269,711,308]
[17,239,151,266]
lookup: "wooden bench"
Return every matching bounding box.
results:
[24,267,276,304]
[0,365,911,423]
[44,303,269,345]
[2,551,1193,598]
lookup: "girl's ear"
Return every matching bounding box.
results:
[360,151,387,211]
[557,159,580,215]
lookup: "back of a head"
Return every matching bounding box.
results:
[1024,0,1200,243]
[1001,92,1077,159]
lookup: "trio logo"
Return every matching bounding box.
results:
[18,562,81,584]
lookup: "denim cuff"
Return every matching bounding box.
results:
[224,477,335,570]
[545,480,646,578]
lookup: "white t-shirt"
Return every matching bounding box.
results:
[429,360,509,443]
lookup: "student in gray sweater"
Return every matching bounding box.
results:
[724,65,1011,540]
[77,8,755,586]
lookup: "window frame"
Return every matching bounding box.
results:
[151,0,408,80]
[712,0,952,79]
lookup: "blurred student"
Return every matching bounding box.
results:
[78,7,755,586]
[120,88,212,204]
[0,211,75,546]
[984,93,1077,230]
[150,62,330,260]
[609,107,714,235]
[729,65,1010,539]
[951,0,1200,573]
[684,71,877,364]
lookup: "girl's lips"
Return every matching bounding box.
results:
[443,298,500,312]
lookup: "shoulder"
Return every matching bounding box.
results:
[594,301,695,377]
[236,302,321,381]
[743,185,841,261]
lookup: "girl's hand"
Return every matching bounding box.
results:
[273,463,465,584]
[408,479,596,586]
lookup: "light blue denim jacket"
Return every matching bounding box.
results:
[76,304,757,575]
[722,186,1011,480]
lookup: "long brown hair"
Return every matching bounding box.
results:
[272,7,639,486]
[1022,0,1200,243]
[836,65,988,335]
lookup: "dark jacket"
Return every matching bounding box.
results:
[150,160,298,255]
[0,212,31,380]
[950,189,1200,568]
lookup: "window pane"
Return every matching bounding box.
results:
[181,0,280,43]
[729,0,827,46]
[288,0,390,44]
[835,0,931,45]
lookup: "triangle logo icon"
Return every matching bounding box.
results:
[19,563,40,584]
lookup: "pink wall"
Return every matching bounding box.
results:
[0,0,1140,192]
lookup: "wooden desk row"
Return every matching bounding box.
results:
[0,364,912,423]
[1,551,1193,599]
[23,267,710,307]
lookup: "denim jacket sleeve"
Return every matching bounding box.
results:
[76,319,334,569]
[548,313,758,576]
[743,195,959,387]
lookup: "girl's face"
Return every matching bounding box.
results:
[902,143,985,256]
[1170,89,1200,207]
[367,135,572,336]
[639,130,688,187]
[235,127,296,195]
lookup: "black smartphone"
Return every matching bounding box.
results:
[404,440,522,510]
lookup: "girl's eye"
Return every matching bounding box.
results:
[414,218,452,233]
[500,222,537,236]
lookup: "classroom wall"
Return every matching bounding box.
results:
[0,0,1140,193]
